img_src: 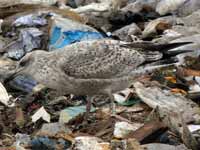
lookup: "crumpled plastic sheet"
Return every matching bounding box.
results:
[21,28,43,51]
[6,28,43,60]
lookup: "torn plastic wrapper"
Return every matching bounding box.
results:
[13,13,48,27]
[2,10,50,37]
[0,0,58,7]
[49,17,105,50]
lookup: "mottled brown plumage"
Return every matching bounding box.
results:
[12,39,191,113]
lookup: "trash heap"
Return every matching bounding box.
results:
[0,0,200,150]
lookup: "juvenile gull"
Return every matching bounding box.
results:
[10,39,191,114]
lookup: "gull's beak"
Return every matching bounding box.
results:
[7,74,38,93]
[5,62,46,93]
[5,67,38,93]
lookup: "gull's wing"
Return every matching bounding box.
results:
[58,39,145,79]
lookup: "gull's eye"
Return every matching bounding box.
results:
[19,59,28,67]
[18,54,31,67]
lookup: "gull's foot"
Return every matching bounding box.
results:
[81,113,89,127]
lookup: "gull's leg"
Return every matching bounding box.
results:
[107,92,116,115]
[84,96,92,121]
[172,12,177,26]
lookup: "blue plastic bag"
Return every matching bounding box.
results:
[49,17,104,50]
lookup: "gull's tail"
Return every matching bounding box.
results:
[122,41,193,64]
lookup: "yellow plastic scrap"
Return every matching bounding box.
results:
[171,88,187,95]
[164,76,177,83]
